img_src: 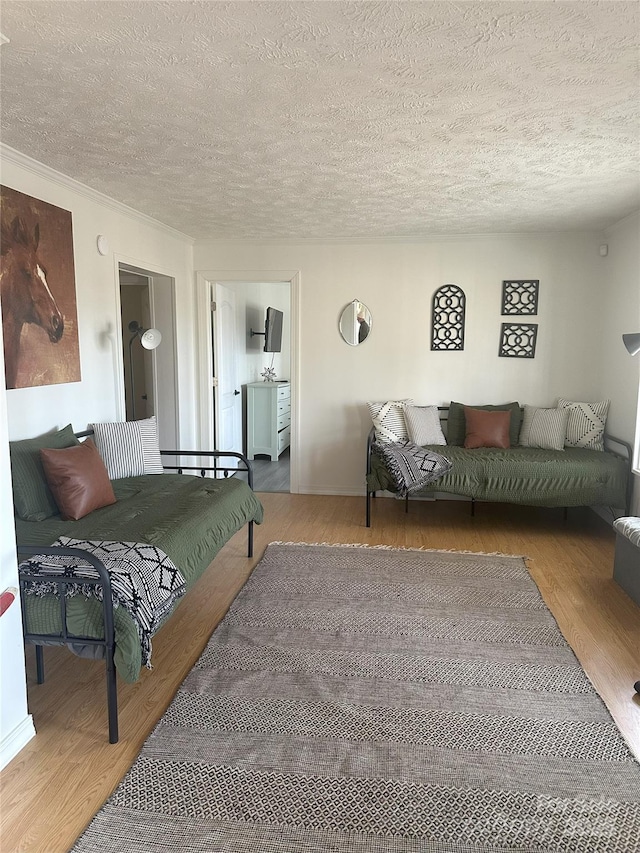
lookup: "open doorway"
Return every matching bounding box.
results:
[199,274,296,493]
[120,273,152,420]
[118,264,178,452]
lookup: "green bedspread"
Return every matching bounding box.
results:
[368,445,628,509]
[16,473,264,682]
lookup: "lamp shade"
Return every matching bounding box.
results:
[623,332,640,357]
[140,328,162,350]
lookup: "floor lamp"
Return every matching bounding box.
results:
[623,333,640,694]
[128,320,162,420]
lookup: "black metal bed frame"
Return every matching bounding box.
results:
[17,444,256,744]
[365,406,633,528]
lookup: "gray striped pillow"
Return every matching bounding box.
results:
[91,416,164,479]
[557,398,609,451]
[519,406,569,451]
[367,399,413,443]
[402,404,446,446]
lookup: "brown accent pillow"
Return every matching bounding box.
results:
[463,407,511,449]
[39,439,117,520]
[447,401,521,446]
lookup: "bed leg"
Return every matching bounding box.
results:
[471,498,475,517]
[366,491,372,528]
[106,648,119,744]
[248,521,254,558]
[563,507,568,521]
[35,645,45,684]
[405,494,409,514]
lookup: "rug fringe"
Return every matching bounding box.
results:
[267,541,528,559]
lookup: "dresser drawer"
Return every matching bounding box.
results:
[277,383,291,401]
[277,412,291,431]
[278,425,291,452]
[277,399,290,417]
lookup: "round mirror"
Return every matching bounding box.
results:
[339,300,372,346]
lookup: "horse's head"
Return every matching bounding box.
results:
[1,216,64,343]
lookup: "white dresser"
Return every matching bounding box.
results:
[247,382,291,461]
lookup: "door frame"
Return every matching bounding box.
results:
[195,269,300,494]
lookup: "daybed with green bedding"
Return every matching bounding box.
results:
[11,422,263,742]
[366,403,631,527]
[16,473,263,681]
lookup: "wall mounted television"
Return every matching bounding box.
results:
[264,307,284,353]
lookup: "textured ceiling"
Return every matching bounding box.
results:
[0,1,638,240]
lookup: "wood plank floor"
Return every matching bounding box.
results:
[238,447,290,492]
[2,494,639,853]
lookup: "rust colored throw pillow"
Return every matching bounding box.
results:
[463,407,511,449]
[40,439,117,520]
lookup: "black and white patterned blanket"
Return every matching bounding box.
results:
[20,537,187,668]
[373,440,452,497]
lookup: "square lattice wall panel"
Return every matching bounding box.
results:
[499,323,538,358]
[501,280,539,316]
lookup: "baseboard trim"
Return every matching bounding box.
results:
[297,487,364,496]
[0,714,36,771]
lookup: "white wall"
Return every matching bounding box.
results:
[597,213,640,436]
[599,212,640,512]
[0,337,35,769]
[194,233,632,496]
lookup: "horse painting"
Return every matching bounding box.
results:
[1,215,64,388]
[0,186,80,390]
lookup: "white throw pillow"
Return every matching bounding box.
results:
[366,400,413,443]
[402,405,446,446]
[91,416,164,479]
[557,398,609,451]
[519,406,569,451]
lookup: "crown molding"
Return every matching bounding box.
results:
[0,144,195,244]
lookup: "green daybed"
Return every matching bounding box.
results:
[16,472,263,681]
[11,423,263,743]
[366,403,631,527]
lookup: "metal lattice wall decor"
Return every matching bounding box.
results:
[431,284,466,351]
[501,280,539,315]
[499,323,538,358]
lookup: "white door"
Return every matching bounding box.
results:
[212,283,242,467]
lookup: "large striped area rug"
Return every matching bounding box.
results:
[73,542,640,852]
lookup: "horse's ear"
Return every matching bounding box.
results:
[11,216,29,246]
